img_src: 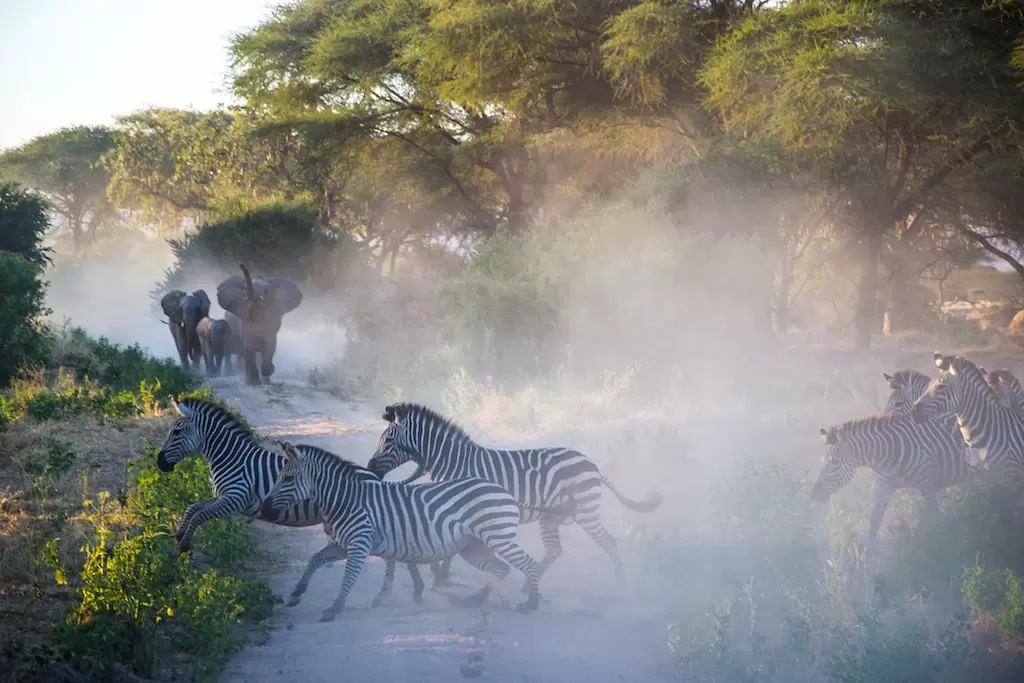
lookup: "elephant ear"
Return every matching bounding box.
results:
[191,289,211,319]
[266,277,303,317]
[160,290,187,321]
[217,276,250,319]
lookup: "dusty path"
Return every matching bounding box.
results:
[208,377,676,683]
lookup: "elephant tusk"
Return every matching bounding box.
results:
[160,319,170,326]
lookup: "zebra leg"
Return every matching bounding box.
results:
[322,539,372,622]
[479,537,541,613]
[864,483,895,563]
[288,543,347,607]
[430,558,455,588]
[371,559,397,608]
[176,496,248,552]
[407,564,425,604]
[576,512,626,587]
[175,500,213,541]
[522,517,564,593]
[450,540,512,608]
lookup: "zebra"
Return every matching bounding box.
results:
[260,441,571,621]
[811,410,975,560]
[882,370,933,415]
[156,397,433,603]
[364,402,664,588]
[985,368,1024,412]
[912,353,1024,480]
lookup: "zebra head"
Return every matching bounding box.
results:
[987,369,1023,411]
[260,441,310,522]
[882,370,930,414]
[366,404,423,482]
[810,426,856,501]
[157,397,204,472]
[911,353,989,423]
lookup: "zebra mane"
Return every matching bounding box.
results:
[180,397,266,447]
[391,402,476,445]
[829,411,916,437]
[292,443,380,482]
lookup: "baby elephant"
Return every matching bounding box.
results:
[196,317,235,377]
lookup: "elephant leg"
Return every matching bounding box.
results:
[243,349,261,386]
[171,325,189,368]
[260,336,277,381]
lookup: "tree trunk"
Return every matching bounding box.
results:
[854,228,883,351]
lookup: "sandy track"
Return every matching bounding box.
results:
[207,377,675,683]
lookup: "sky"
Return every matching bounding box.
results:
[0,0,276,150]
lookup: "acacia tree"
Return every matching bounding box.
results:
[0,126,116,253]
[700,0,1024,349]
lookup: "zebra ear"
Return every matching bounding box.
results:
[171,396,190,417]
[882,372,894,382]
[383,404,397,422]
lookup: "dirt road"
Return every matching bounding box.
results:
[210,378,676,683]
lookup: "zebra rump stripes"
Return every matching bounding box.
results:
[365,402,663,587]
[260,442,562,621]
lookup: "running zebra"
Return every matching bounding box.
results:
[812,411,975,559]
[365,402,664,587]
[912,353,1024,480]
[260,442,567,621]
[156,397,432,602]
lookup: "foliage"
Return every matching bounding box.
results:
[0,251,53,387]
[159,201,345,293]
[2,326,194,421]
[45,442,275,681]
[0,181,54,270]
[0,126,117,252]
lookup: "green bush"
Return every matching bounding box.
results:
[0,251,53,386]
[45,441,274,681]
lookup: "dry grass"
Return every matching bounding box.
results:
[0,412,175,654]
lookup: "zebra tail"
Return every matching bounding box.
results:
[600,476,663,513]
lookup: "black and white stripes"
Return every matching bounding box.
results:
[260,443,549,620]
[365,402,663,586]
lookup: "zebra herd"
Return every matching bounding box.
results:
[156,397,663,620]
[812,351,1024,560]
[153,349,1024,621]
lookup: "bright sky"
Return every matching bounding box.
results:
[0,0,276,150]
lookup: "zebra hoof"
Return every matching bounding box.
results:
[319,610,337,623]
[286,595,302,607]
[371,594,387,608]
[177,537,193,553]
[413,594,424,605]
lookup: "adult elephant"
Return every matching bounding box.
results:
[160,289,211,370]
[216,265,303,385]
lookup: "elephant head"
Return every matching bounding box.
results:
[160,290,188,325]
[216,265,303,384]
[216,265,303,334]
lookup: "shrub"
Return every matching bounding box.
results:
[40,440,274,681]
[0,251,53,386]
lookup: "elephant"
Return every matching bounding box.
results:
[196,317,237,377]
[160,289,211,371]
[216,265,303,385]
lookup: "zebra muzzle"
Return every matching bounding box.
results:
[259,498,281,521]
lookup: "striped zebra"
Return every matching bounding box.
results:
[912,353,1024,480]
[986,368,1024,412]
[365,402,664,587]
[156,397,432,602]
[812,410,975,559]
[882,370,933,415]
[260,442,569,621]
